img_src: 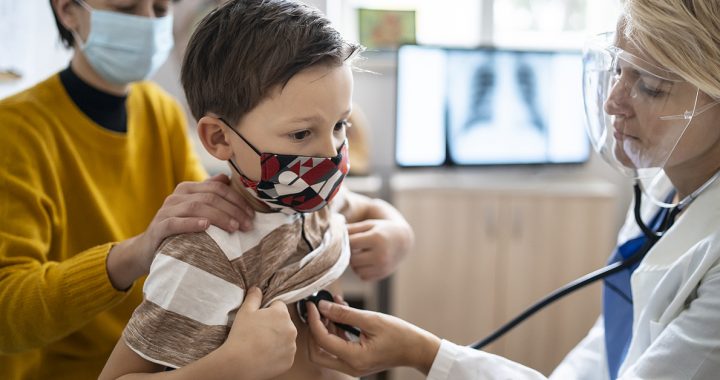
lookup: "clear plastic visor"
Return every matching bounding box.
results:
[582,33,718,179]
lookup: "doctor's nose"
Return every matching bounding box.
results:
[604,79,635,118]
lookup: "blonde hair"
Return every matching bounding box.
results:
[623,0,720,99]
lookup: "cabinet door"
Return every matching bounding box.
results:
[494,194,616,375]
[391,189,503,380]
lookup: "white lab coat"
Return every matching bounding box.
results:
[427,175,720,380]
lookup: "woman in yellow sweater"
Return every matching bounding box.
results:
[0,1,414,379]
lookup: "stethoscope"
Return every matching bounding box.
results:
[296,182,670,348]
[470,169,720,350]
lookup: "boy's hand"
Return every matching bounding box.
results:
[347,219,413,282]
[107,174,255,290]
[221,287,298,378]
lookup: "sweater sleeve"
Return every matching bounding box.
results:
[0,115,129,354]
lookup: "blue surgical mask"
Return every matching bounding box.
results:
[72,1,174,85]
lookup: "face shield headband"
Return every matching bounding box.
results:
[582,32,720,181]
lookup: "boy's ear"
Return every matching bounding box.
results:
[197,116,234,161]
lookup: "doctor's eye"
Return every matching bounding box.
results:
[637,78,669,98]
[289,130,311,141]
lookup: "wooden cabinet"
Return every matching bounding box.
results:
[389,173,617,379]
[339,175,384,311]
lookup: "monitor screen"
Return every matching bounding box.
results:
[395,45,590,167]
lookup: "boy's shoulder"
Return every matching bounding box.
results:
[154,231,243,287]
[155,207,344,266]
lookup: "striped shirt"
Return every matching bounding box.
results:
[122,206,350,368]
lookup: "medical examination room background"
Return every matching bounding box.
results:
[0,1,627,379]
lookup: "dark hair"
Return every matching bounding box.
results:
[50,0,75,48]
[180,0,362,125]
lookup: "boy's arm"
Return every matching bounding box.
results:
[335,189,415,281]
[99,288,297,380]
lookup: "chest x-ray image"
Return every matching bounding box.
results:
[395,45,589,167]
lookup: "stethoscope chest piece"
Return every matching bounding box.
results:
[296,289,361,340]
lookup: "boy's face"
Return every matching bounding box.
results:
[228,63,354,182]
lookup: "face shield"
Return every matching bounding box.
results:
[582,32,719,182]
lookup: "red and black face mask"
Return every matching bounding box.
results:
[221,119,350,213]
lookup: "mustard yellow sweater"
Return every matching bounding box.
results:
[0,74,207,379]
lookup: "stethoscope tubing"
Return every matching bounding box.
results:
[470,182,675,350]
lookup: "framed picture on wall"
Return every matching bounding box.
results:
[357,8,416,50]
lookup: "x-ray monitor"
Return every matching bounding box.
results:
[395,45,590,167]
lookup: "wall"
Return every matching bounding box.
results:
[0,1,72,99]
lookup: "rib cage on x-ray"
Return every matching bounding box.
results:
[394,45,589,167]
[462,53,546,135]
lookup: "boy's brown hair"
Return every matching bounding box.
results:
[181,0,362,125]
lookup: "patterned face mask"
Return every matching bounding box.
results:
[221,118,350,213]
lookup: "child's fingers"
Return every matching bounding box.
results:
[239,287,262,313]
[346,221,374,235]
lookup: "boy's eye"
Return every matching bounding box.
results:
[290,130,311,141]
[334,120,352,132]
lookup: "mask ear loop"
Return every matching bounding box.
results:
[68,0,93,50]
[73,0,93,11]
[70,30,87,50]
[218,117,262,156]
[218,117,263,186]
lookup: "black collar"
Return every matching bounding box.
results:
[59,66,128,133]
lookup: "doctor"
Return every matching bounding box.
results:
[306,0,720,378]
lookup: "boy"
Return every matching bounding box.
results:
[99,1,410,379]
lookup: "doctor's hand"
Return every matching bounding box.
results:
[306,300,441,377]
[106,174,255,290]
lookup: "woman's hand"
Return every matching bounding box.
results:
[106,174,255,290]
[306,300,441,377]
